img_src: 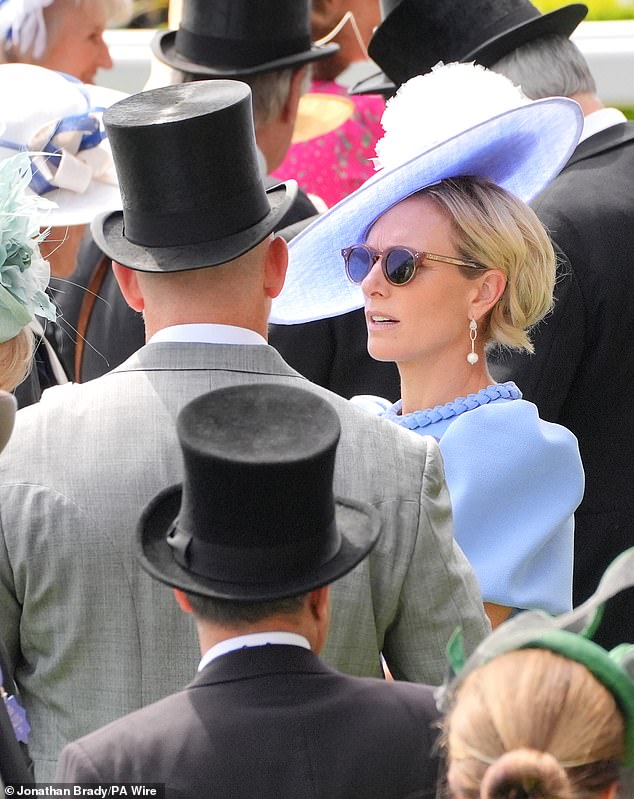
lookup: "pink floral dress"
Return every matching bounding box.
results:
[271,79,385,208]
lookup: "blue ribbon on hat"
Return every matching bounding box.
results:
[0,71,106,195]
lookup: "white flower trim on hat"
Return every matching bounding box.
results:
[0,0,54,58]
[270,62,583,325]
[375,63,532,171]
[0,153,56,343]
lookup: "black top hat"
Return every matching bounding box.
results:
[91,80,296,272]
[152,0,339,78]
[138,384,382,601]
[352,0,587,96]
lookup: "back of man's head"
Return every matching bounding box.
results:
[180,67,303,129]
[491,33,597,100]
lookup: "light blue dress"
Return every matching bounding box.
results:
[353,383,584,613]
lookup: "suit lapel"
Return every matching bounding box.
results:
[565,122,634,168]
[188,645,334,689]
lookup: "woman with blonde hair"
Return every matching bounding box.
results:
[0,152,56,392]
[271,63,586,624]
[441,548,634,799]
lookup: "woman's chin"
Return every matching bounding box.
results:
[367,340,400,363]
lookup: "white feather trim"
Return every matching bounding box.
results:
[374,62,529,172]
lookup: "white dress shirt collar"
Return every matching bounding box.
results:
[579,107,627,144]
[198,632,311,672]
[148,323,267,347]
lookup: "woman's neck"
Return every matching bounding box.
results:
[398,355,497,415]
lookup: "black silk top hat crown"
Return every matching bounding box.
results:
[152,0,339,78]
[138,384,382,601]
[353,0,587,95]
[91,80,296,272]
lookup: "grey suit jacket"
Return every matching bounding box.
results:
[0,342,488,779]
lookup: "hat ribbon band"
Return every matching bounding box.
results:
[175,27,312,70]
[167,520,342,585]
[0,107,113,197]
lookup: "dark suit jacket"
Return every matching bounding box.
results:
[56,645,441,798]
[489,122,634,647]
[54,186,319,383]
[269,311,401,400]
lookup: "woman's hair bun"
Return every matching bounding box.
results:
[480,748,571,799]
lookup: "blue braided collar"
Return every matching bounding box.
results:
[384,382,522,431]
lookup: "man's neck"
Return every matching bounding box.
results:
[569,92,604,117]
[143,317,269,343]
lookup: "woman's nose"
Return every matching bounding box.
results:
[361,257,388,297]
[98,36,113,70]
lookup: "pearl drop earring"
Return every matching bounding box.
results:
[467,318,479,365]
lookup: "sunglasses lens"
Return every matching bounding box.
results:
[385,248,416,285]
[345,247,373,284]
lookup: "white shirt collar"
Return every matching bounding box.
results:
[198,632,311,672]
[579,107,627,144]
[148,323,267,347]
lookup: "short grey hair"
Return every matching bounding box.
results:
[491,34,596,100]
[180,66,310,128]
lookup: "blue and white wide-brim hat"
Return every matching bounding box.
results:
[0,64,127,228]
[270,63,583,325]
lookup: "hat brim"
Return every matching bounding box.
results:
[270,97,582,325]
[91,181,297,272]
[464,4,588,66]
[350,70,396,98]
[32,83,128,228]
[137,485,382,601]
[152,30,339,78]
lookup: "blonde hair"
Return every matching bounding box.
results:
[0,326,35,392]
[446,649,625,799]
[418,177,557,353]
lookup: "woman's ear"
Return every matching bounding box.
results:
[470,268,507,321]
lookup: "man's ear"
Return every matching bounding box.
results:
[308,585,330,623]
[173,589,193,614]
[263,235,289,299]
[469,268,507,322]
[281,66,308,125]
[112,262,145,312]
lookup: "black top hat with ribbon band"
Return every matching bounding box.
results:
[351,0,588,96]
[92,80,297,273]
[152,0,339,78]
[137,384,382,601]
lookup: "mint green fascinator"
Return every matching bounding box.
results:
[438,547,634,768]
[0,153,56,343]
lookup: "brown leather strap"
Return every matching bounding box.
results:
[74,254,110,383]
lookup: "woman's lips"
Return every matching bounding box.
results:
[366,311,400,329]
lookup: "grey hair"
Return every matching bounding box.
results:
[51,0,133,29]
[180,66,310,127]
[491,33,596,100]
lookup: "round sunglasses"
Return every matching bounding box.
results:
[341,244,487,286]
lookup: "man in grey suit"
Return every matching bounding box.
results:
[0,79,488,779]
[56,383,443,797]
